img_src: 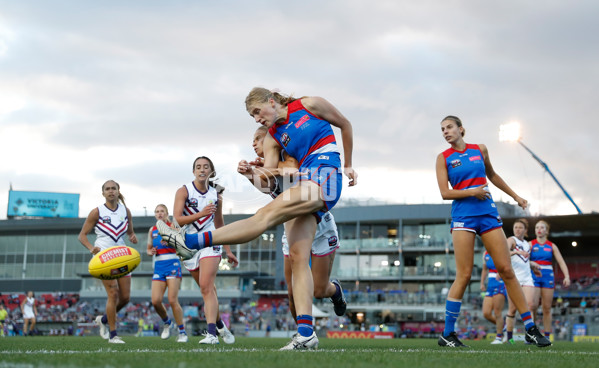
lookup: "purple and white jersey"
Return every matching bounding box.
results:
[94,203,128,250]
[182,183,218,234]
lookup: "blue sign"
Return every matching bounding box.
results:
[7,190,80,218]
[572,324,587,336]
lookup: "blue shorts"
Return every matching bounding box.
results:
[486,276,507,298]
[532,268,554,289]
[299,162,343,222]
[152,257,182,282]
[451,214,503,235]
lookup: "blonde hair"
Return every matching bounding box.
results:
[536,220,550,233]
[245,87,298,113]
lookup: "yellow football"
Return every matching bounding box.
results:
[88,246,140,280]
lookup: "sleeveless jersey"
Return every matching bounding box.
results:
[94,203,129,249]
[268,99,340,169]
[442,144,497,217]
[183,183,218,234]
[23,296,35,318]
[510,236,535,286]
[484,251,498,274]
[530,239,554,270]
[150,221,177,260]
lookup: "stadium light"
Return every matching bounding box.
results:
[499,121,583,214]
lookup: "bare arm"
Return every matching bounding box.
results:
[302,96,357,186]
[146,227,156,256]
[78,208,100,255]
[480,144,528,209]
[173,186,216,226]
[553,244,570,287]
[125,207,138,244]
[435,153,490,201]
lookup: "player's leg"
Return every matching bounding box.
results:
[540,287,554,337]
[23,319,29,335]
[151,280,168,321]
[198,256,220,344]
[166,277,187,342]
[183,182,325,249]
[115,276,131,312]
[492,293,505,343]
[101,279,121,341]
[506,295,517,343]
[284,256,297,321]
[311,254,336,299]
[482,296,495,324]
[482,229,550,347]
[439,230,474,347]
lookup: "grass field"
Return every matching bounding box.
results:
[1,336,598,368]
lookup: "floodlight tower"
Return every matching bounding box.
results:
[499,122,582,214]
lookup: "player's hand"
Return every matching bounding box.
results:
[237,160,252,174]
[344,167,358,186]
[129,233,138,244]
[514,249,529,258]
[480,283,486,292]
[90,246,101,255]
[515,196,528,210]
[563,276,571,288]
[472,186,491,200]
[200,204,217,217]
[147,247,156,256]
[249,157,265,167]
[226,251,239,268]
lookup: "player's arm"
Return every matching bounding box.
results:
[215,194,238,267]
[255,134,284,182]
[506,237,517,255]
[303,96,357,186]
[78,208,100,255]
[146,228,155,256]
[553,244,570,287]
[173,186,214,226]
[436,154,487,200]
[480,144,528,209]
[125,207,138,244]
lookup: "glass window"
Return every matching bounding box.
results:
[338,224,356,239]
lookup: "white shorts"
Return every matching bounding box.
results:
[182,245,223,271]
[282,212,339,257]
[513,265,535,287]
[23,310,35,320]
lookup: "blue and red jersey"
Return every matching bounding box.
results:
[151,222,177,257]
[442,144,497,217]
[484,251,498,273]
[530,239,554,268]
[268,99,341,170]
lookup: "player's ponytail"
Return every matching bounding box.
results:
[245,87,300,112]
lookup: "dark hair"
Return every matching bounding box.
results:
[102,180,126,206]
[441,115,466,137]
[192,156,225,194]
[245,87,299,114]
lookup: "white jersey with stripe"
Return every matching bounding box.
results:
[182,183,218,234]
[94,203,129,250]
[510,236,534,287]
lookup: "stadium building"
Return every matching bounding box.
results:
[1,203,598,335]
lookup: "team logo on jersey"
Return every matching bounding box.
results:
[281,133,290,147]
[469,155,482,161]
[212,246,221,252]
[453,221,464,228]
[188,198,198,208]
[102,216,111,224]
[328,236,338,247]
[450,159,462,168]
[323,213,331,222]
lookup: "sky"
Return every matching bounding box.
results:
[1,0,598,220]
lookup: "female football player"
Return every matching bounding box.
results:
[435,116,550,348]
[78,180,138,344]
[147,204,187,342]
[158,87,356,350]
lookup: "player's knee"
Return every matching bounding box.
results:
[167,296,179,306]
[497,265,515,280]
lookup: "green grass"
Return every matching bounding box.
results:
[1,336,597,368]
